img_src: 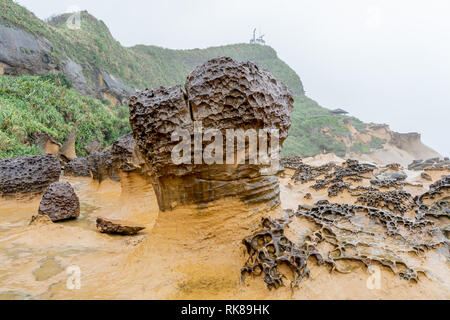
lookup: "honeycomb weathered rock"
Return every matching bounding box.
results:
[0,154,61,196]
[129,57,294,211]
[38,181,80,221]
[242,200,448,290]
[88,149,118,182]
[64,158,90,177]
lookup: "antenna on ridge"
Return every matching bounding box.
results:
[250,28,266,45]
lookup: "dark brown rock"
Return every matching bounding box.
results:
[129,57,294,211]
[38,182,80,221]
[64,158,90,177]
[96,217,145,235]
[111,133,145,173]
[0,154,61,196]
[281,156,303,170]
[88,149,118,182]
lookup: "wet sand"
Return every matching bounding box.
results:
[0,169,449,300]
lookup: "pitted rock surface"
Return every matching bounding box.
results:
[409,158,450,171]
[370,172,407,188]
[129,57,294,211]
[242,200,448,290]
[88,149,118,182]
[111,133,145,173]
[185,57,293,141]
[64,158,90,177]
[0,154,61,196]
[281,156,303,170]
[38,182,80,221]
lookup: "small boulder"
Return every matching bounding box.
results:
[96,217,145,235]
[38,182,80,222]
[65,158,90,177]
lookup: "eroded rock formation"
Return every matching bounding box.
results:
[0,154,61,196]
[111,133,146,174]
[96,217,145,235]
[129,57,294,211]
[409,158,450,171]
[64,158,90,177]
[88,149,118,182]
[242,200,448,289]
[38,182,80,221]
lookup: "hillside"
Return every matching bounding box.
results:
[0,74,130,158]
[0,0,442,161]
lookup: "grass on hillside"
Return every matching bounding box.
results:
[0,75,130,159]
[0,0,304,94]
[283,95,350,157]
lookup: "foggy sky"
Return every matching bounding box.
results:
[16,0,450,156]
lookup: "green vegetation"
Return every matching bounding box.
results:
[369,136,384,150]
[0,0,382,160]
[282,95,349,157]
[0,0,304,94]
[350,142,371,154]
[0,75,130,159]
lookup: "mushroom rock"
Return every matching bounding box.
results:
[109,134,157,223]
[0,154,61,197]
[65,158,90,177]
[111,133,146,174]
[129,57,294,211]
[38,181,80,221]
[88,149,119,183]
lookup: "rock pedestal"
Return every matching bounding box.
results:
[129,57,293,211]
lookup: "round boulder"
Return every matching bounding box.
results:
[38,182,80,222]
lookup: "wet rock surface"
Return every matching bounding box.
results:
[88,149,118,182]
[370,172,407,188]
[129,57,294,210]
[38,182,80,221]
[111,133,145,173]
[0,154,61,196]
[64,158,90,177]
[243,200,448,289]
[96,217,145,235]
[409,158,450,171]
[242,157,450,290]
[281,156,303,169]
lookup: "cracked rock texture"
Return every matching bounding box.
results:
[0,154,61,196]
[129,57,293,211]
[38,182,80,221]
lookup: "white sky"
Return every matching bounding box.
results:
[16,0,450,156]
